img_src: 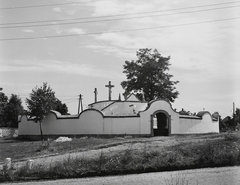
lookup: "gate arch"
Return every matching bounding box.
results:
[151,110,171,136]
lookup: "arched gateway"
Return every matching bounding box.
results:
[152,111,171,136]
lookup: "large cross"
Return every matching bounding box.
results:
[105,81,114,100]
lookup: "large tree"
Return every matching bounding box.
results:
[26,82,69,140]
[121,48,179,102]
[0,93,8,126]
[26,82,57,141]
[2,94,24,128]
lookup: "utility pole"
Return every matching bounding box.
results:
[78,94,83,114]
[94,88,98,103]
[233,102,235,117]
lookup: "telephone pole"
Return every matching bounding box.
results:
[233,102,235,117]
[94,88,98,103]
[78,94,83,114]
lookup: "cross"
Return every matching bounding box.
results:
[105,81,114,100]
[94,88,98,102]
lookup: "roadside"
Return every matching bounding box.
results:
[6,166,240,185]
[1,132,239,182]
[0,133,223,168]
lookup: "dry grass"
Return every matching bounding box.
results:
[0,137,137,162]
[1,132,239,182]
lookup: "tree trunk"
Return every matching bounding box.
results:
[39,121,44,144]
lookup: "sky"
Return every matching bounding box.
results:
[0,0,239,118]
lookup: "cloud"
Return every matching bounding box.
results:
[22,29,34,33]
[53,7,62,12]
[86,44,135,58]
[52,6,76,15]
[66,28,85,34]
[88,0,172,17]
[0,60,122,79]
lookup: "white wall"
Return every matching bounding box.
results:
[179,113,219,134]
[18,100,219,138]
[104,117,141,134]
[18,116,40,135]
[18,109,150,138]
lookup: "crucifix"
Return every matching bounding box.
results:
[105,81,114,100]
[94,88,98,103]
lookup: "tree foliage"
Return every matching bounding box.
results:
[26,82,57,124]
[25,82,69,128]
[0,93,8,126]
[121,48,179,102]
[235,108,240,124]
[26,82,59,141]
[219,108,240,132]
[178,108,196,116]
[2,94,24,127]
[0,93,24,128]
[55,99,68,115]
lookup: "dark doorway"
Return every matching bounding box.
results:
[153,112,169,136]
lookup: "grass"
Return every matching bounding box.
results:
[1,132,240,182]
[0,137,135,162]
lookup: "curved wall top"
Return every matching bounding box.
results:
[140,99,178,115]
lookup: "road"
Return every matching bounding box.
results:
[6,166,240,185]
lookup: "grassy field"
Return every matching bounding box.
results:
[0,137,133,162]
[1,132,240,182]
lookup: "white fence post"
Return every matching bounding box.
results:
[26,160,34,170]
[4,158,11,170]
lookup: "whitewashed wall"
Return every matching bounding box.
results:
[18,109,150,139]
[104,117,141,134]
[18,100,219,139]
[179,113,219,134]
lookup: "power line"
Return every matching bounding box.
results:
[1,0,240,10]
[2,90,79,99]
[0,16,239,41]
[1,1,240,26]
[0,0,101,10]
[1,5,240,29]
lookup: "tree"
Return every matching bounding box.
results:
[179,108,195,116]
[234,108,240,124]
[26,82,57,141]
[2,94,24,128]
[0,93,8,126]
[55,99,68,115]
[121,48,179,102]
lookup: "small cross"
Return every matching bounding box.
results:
[105,81,114,100]
[94,88,98,102]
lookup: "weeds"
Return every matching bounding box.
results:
[0,163,16,182]
[224,133,239,141]
[1,134,240,182]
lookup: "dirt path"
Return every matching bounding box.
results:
[7,166,240,185]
